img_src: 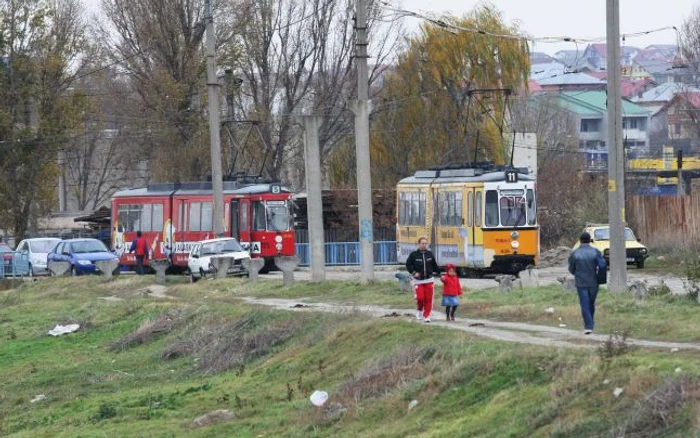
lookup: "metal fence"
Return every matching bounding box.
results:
[0,252,30,278]
[295,241,398,266]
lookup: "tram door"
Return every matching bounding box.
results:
[230,201,240,240]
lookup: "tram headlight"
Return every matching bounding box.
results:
[510,240,520,249]
[275,242,283,252]
[510,231,519,240]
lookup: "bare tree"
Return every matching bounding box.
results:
[97,0,237,181]
[509,94,580,169]
[222,0,402,186]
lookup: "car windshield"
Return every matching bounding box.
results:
[32,240,60,253]
[70,240,109,253]
[200,239,243,255]
[593,228,636,241]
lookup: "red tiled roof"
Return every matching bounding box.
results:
[621,78,655,98]
[527,79,543,92]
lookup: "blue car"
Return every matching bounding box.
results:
[47,238,119,276]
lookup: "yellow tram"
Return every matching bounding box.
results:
[396,163,539,275]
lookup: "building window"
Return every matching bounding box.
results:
[581,120,589,132]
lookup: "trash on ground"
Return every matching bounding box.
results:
[48,324,80,336]
[310,390,328,407]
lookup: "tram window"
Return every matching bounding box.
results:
[240,203,249,231]
[189,203,201,231]
[398,193,406,225]
[467,192,473,227]
[439,193,448,225]
[485,191,499,227]
[411,194,420,225]
[141,204,152,231]
[526,189,536,225]
[500,196,527,227]
[253,202,267,230]
[152,204,164,231]
[419,192,426,225]
[453,191,462,226]
[118,204,141,232]
[267,203,289,231]
[201,203,213,231]
[476,192,482,226]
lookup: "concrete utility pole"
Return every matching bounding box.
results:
[606,0,627,293]
[205,0,225,237]
[352,0,375,282]
[302,115,326,282]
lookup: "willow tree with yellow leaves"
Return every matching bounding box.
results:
[329,4,530,188]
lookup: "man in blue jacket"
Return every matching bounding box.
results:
[568,232,607,334]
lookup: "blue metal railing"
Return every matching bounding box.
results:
[0,252,30,278]
[295,241,398,266]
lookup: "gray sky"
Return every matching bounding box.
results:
[398,0,697,54]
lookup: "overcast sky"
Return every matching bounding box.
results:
[398,0,698,54]
[83,0,698,55]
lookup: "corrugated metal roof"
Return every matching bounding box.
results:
[558,91,650,116]
[633,82,700,103]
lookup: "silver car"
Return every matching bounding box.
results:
[13,238,62,276]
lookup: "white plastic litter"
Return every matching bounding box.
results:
[675,367,682,373]
[544,307,554,314]
[48,324,80,336]
[613,387,624,398]
[558,324,567,328]
[671,348,680,353]
[30,394,46,403]
[310,390,329,407]
[408,400,419,411]
[603,379,610,385]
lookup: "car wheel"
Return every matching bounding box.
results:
[636,259,645,269]
[71,266,79,276]
[200,268,206,279]
[28,263,33,278]
[190,272,199,283]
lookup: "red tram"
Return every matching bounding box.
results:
[111,180,295,273]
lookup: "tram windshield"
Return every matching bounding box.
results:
[485,189,536,227]
[265,201,292,231]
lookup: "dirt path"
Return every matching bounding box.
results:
[239,296,700,352]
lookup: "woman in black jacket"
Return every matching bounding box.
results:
[406,237,440,323]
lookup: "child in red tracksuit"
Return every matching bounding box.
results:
[440,264,463,321]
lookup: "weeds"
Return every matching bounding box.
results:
[598,331,635,371]
[92,403,117,422]
[109,309,189,351]
[613,378,697,437]
[161,316,300,375]
[337,348,430,402]
[647,281,671,297]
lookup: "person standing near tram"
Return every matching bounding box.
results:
[406,237,440,323]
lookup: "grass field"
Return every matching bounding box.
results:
[1,276,699,437]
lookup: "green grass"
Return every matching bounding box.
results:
[1,276,699,437]
[215,279,700,343]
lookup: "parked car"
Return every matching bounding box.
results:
[47,238,119,276]
[187,238,250,282]
[0,242,13,274]
[573,224,649,268]
[13,238,61,276]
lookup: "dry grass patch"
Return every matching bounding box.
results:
[109,308,189,351]
[161,316,301,375]
[337,347,431,403]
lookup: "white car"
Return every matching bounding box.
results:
[187,238,250,282]
[13,238,62,276]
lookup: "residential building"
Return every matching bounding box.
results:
[537,91,651,169]
[632,82,700,141]
[667,92,700,140]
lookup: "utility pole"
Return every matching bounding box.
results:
[606,0,627,293]
[205,0,225,237]
[302,115,326,282]
[352,0,375,282]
